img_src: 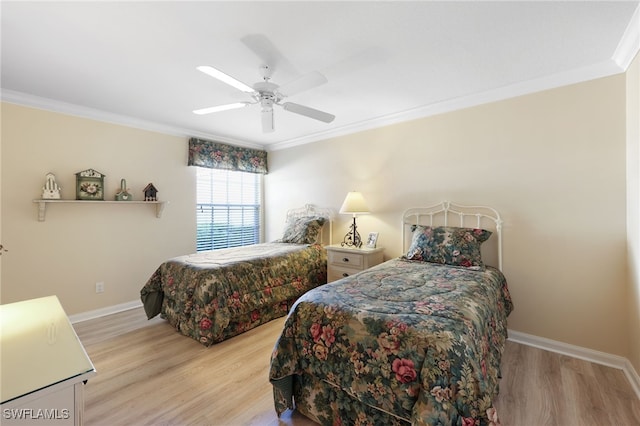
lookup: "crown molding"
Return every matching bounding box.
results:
[268,58,625,151]
[0,89,264,151]
[612,3,640,70]
[2,48,630,155]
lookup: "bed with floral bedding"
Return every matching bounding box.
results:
[269,202,514,425]
[140,205,333,346]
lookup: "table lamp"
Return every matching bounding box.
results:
[339,191,369,248]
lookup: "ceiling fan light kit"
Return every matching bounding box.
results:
[193,62,335,133]
[261,107,274,133]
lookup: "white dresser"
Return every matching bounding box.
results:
[1,296,96,425]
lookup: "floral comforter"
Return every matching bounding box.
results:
[269,258,513,425]
[140,243,327,346]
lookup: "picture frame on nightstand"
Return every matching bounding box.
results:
[366,232,379,248]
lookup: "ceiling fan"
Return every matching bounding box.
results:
[193,64,335,133]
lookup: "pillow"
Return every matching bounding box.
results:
[279,216,326,244]
[403,225,492,270]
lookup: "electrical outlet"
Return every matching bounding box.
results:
[95,281,105,293]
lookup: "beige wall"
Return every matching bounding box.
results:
[0,72,633,361]
[266,74,630,357]
[627,52,640,374]
[0,104,196,314]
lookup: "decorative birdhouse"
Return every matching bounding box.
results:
[115,178,133,201]
[41,172,61,199]
[143,183,158,201]
[75,169,105,200]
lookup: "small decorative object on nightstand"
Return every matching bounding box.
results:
[75,168,105,200]
[366,232,379,248]
[326,244,384,283]
[339,191,370,248]
[115,178,133,201]
[41,172,61,199]
[143,183,158,201]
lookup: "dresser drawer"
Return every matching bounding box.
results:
[328,250,364,268]
[328,265,361,282]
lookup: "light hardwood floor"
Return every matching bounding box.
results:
[73,307,640,426]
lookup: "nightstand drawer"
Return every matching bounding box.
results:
[325,245,385,283]
[328,251,364,268]
[328,265,361,282]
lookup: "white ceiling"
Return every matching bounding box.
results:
[2,1,639,151]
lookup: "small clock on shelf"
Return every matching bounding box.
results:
[75,168,105,200]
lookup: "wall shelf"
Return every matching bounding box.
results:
[33,199,168,221]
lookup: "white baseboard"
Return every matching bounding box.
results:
[508,329,640,400]
[69,299,142,324]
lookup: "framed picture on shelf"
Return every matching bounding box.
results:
[366,232,379,249]
[75,168,105,200]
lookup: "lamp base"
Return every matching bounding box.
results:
[341,217,362,248]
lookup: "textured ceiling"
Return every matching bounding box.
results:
[2,1,639,150]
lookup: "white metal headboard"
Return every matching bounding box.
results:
[285,204,335,245]
[402,201,503,271]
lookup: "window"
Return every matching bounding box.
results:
[196,167,262,252]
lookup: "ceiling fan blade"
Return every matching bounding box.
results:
[240,34,298,77]
[282,102,335,123]
[261,107,274,133]
[193,102,251,115]
[196,66,255,93]
[278,71,328,97]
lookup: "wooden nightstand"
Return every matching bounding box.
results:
[325,244,385,282]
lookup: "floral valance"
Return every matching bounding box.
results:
[188,137,268,174]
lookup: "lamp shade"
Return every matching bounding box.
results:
[340,191,370,214]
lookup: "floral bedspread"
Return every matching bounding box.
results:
[269,258,513,425]
[140,243,327,346]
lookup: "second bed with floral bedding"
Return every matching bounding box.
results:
[141,207,332,346]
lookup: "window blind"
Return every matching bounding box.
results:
[196,167,262,252]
